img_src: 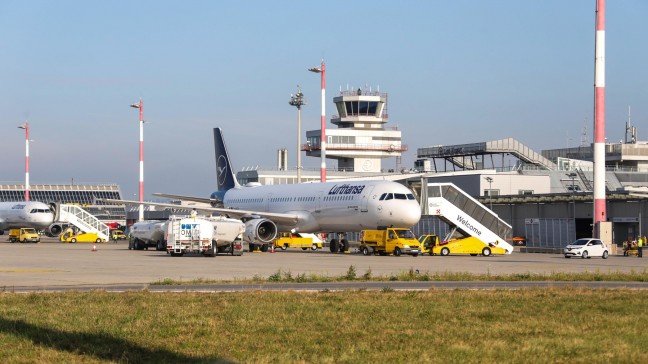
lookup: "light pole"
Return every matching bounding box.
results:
[17,121,30,201]
[567,172,578,220]
[130,98,144,221]
[289,86,306,183]
[485,177,493,210]
[308,61,326,182]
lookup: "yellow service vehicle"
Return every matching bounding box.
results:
[417,234,439,256]
[430,236,507,257]
[9,228,40,243]
[111,229,127,241]
[64,232,105,244]
[275,233,322,251]
[359,228,421,256]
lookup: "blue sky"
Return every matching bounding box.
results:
[1,1,647,199]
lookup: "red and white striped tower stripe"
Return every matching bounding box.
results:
[320,61,326,182]
[130,98,145,221]
[593,0,606,234]
[24,121,30,201]
[138,98,144,221]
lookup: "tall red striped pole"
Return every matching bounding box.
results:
[308,61,327,182]
[593,0,606,235]
[130,98,144,221]
[18,121,30,201]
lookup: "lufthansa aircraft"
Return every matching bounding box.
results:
[106,128,421,252]
[0,201,55,234]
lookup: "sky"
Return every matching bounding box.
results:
[1,1,647,200]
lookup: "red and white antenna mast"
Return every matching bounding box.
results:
[309,61,327,182]
[130,98,145,221]
[17,121,30,201]
[593,0,606,234]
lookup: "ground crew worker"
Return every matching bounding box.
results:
[638,236,644,258]
[623,239,629,256]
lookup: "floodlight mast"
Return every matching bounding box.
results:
[289,86,306,183]
[485,176,493,210]
[567,172,578,220]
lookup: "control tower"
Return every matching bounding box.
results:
[303,88,407,172]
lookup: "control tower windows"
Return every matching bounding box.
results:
[329,136,355,145]
[344,101,380,117]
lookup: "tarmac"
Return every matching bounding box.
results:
[2,237,648,291]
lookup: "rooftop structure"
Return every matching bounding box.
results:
[304,88,407,173]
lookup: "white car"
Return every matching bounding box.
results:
[564,238,609,259]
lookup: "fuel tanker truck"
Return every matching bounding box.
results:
[129,220,168,251]
[166,215,246,257]
[129,215,247,256]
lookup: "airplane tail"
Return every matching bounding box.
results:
[213,128,240,191]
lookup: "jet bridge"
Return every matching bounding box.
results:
[426,183,513,254]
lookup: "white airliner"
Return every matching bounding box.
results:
[105,128,421,252]
[0,201,55,234]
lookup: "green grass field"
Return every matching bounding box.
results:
[1,288,647,363]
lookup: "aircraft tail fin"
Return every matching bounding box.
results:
[213,128,240,191]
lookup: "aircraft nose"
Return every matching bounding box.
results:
[401,202,422,226]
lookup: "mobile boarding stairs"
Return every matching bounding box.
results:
[425,183,514,254]
[54,204,110,241]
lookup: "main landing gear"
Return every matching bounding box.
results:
[328,233,350,253]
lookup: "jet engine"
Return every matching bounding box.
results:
[47,223,70,237]
[243,218,277,244]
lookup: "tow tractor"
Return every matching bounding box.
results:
[418,234,438,256]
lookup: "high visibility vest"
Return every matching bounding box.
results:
[639,239,644,247]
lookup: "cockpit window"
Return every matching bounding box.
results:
[407,194,415,200]
[394,193,407,200]
[379,193,386,201]
[30,209,49,213]
[384,193,393,200]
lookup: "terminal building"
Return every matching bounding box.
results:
[0,183,126,223]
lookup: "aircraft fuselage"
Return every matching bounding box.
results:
[223,180,421,233]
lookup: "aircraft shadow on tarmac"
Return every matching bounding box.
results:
[0,316,234,363]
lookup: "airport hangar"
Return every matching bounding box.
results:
[3,89,648,250]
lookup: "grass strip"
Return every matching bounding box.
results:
[151,265,648,285]
[0,289,646,363]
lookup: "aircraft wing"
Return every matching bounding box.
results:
[151,193,214,205]
[100,199,300,226]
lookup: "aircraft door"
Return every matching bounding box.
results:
[360,186,375,213]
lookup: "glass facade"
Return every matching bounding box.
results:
[0,184,125,220]
[344,101,379,117]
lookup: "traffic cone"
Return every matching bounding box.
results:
[92,244,97,252]
[271,244,275,253]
